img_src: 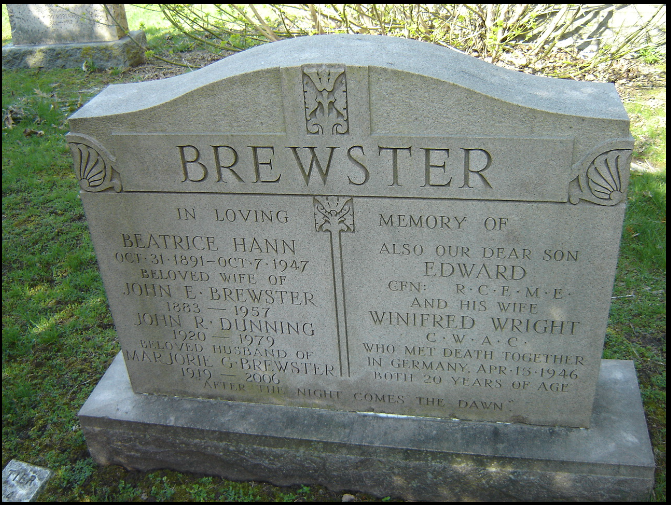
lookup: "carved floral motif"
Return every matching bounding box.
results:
[569,141,632,206]
[314,196,354,233]
[66,133,121,192]
[586,151,627,200]
[303,65,349,135]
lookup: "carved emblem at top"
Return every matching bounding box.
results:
[303,65,349,135]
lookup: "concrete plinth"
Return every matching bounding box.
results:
[2,31,146,70]
[78,355,655,501]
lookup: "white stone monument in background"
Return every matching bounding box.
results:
[2,4,145,70]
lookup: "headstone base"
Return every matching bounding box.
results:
[2,31,146,70]
[79,354,654,501]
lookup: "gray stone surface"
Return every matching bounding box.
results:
[2,30,146,70]
[6,5,128,46]
[79,355,655,501]
[68,35,634,428]
[2,460,52,502]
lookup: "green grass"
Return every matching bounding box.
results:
[624,87,667,169]
[125,4,201,56]
[619,169,667,270]
[125,4,177,33]
[605,164,666,501]
[0,57,383,505]
[2,4,10,44]
[1,7,666,502]
[1,68,120,501]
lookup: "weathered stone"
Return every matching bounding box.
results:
[2,460,52,502]
[7,5,128,46]
[2,5,144,70]
[70,34,633,428]
[79,355,655,501]
[2,31,146,70]
[72,34,654,500]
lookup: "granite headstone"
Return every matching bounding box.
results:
[72,35,655,501]
[7,4,128,46]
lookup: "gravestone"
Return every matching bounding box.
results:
[7,4,129,45]
[2,4,145,70]
[2,460,52,502]
[73,35,655,500]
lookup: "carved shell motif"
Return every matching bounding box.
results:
[586,150,627,201]
[314,196,354,233]
[569,144,632,205]
[66,133,121,192]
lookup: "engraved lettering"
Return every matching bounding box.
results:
[421,148,451,187]
[379,146,412,186]
[346,145,369,185]
[289,146,338,185]
[212,145,243,182]
[460,148,493,188]
[178,145,208,182]
[250,146,280,183]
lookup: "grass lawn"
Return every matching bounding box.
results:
[2,5,666,502]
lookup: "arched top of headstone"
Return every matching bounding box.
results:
[69,28,636,434]
[71,34,627,121]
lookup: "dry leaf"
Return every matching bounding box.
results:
[34,88,52,98]
[3,110,14,129]
[23,128,45,137]
[3,106,24,129]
